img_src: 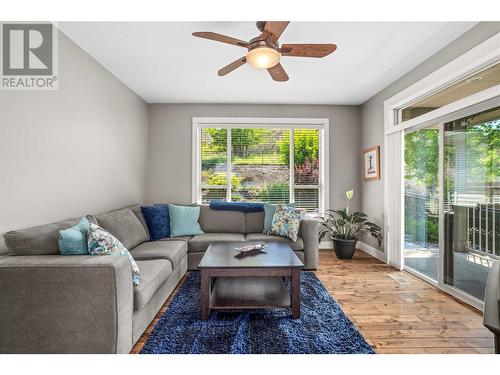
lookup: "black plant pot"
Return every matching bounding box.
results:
[333,239,358,259]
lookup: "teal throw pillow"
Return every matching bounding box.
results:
[263,202,296,233]
[58,217,90,255]
[168,204,204,237]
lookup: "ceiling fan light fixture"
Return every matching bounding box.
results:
[192,22,338,81]
[246,47,280,69]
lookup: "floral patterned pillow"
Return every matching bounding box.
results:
[268,204,304,242]
[87,223,140,286]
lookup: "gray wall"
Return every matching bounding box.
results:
[360,22,500,250]
[0,31,149,238]
[148,104,362,212]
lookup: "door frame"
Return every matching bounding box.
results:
[383,32,500,310]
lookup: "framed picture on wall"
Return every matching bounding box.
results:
[363,146,380,180]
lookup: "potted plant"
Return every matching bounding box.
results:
[318,190,382,259]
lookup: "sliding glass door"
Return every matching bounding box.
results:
[403,126,440,281]
[443,107,499,300]
[403,106,499,303]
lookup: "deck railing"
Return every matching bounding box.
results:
[464,203,500,258]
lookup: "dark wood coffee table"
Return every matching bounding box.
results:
[198,241,304,320]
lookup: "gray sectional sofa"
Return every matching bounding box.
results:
[0,204,318,354]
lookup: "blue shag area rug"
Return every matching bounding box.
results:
[140,272,374,354]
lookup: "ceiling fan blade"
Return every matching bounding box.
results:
[267,63,289,82]
[218,56,247,76]
[263,21,290,41]
[192,32,249,48]
[280,44,337,58]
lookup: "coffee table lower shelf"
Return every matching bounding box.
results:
[210,276,291,310]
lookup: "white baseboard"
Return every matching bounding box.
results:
[319,240,387,263]
[356,241,387,262]
[318,240,333,250]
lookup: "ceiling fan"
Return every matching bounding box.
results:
[192,21,337,82]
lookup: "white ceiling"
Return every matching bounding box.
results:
[58,22,477,105]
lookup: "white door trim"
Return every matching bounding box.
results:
[384,32,500,133]
[383,31,500,306]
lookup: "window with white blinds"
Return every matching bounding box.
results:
[194,119,328,213]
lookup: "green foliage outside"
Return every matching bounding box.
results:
[205,128,266,157]
[202,128,320,166]
[258,182,290,204]
[405,120,500,192]
[202,171,242,189]
[201,152,283,166]
[232,153,282,165]
[455,120,500,203]
[404,196,439,245]
[278,130,319,165]
[203,129,227,153]
[201,152,225,168]
[404,129,439,244]
[404,129,439,188]
[201,128,319,205]
[229,182,290,204]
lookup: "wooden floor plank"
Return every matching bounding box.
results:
[130,249,494,354]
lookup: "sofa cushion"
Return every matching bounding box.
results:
[4,218,80,255]
[134,260,172,311]
[245,233,304,251]
[158,236,192,243]
[245,212,265,234]
[130,241,187,269]
[93,208,148,250]
[198,205,245,233]
[188,233,245,252]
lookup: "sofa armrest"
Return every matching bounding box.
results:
[0,255,134,353]
[298,216,319,270]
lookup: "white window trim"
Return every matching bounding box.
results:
[192,117,330,213]
[383,32,500,311]
[385,32,500,135]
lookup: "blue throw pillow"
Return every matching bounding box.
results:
[58,217,90,255]
[168,204,204,237]
[263,203,296,233]
[141,205,170,241]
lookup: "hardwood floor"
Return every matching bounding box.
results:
[316,250,494,354]
[130,250,495,354]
